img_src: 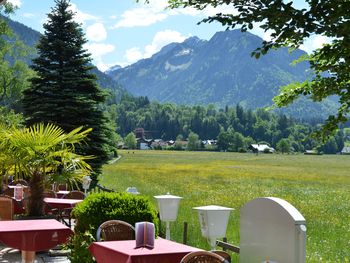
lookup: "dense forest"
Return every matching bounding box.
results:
[108,94,347,154]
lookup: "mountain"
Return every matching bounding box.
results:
[107,30,337,120]
[4,16,126,102]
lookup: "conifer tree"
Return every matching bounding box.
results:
[22,0,116,184]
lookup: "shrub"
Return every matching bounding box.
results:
[68,192,159,262]
[72,192,159,235]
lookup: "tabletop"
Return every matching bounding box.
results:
[44,197,82,209]
[0,219,73,251]
[89,238,202,263]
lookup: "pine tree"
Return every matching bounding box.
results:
[22,0,116,185]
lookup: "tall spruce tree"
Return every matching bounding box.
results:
[22,0,116,185]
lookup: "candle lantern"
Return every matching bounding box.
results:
[14,184,24,201]
[82,176,92,195]
[193,205,233,250]
[154,193,182,240]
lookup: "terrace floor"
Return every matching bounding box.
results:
[0,245,70,263]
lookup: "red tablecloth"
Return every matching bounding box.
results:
[89,238,202,263]
[0,219,73,251]
[44,197,82,210]
[11,198,25,214]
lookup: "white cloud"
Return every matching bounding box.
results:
[85,43,115,59]
[6,0,21,7]
[112,1,237,29]
[168,7,200,17]
[125,47,144,64]
[301,35,331,54]
[22,12,35,18]
[112,7,167,28]
[86,23,107,42]
[84,43,115,71]
[96,61,115,72]
[123,30,188,64]
[69,3,98,25]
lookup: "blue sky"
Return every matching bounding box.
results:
[7,0,326,72]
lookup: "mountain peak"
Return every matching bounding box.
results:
[106,64,122,74]
[183,36,206,47]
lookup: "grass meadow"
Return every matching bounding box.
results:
[100,150,350,262]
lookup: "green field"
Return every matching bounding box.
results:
[100,150,350,262]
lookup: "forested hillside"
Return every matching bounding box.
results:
[111,95,345,154]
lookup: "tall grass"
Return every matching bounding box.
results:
[100,150,350,262]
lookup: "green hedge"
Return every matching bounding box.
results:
[72,192,159,235]
[67,192,159,263]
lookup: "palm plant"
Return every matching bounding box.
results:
[0,123,92,216]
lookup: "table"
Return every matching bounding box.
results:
[44,197,82,210]
[89,238,202,263]
[0,219,73,263]
[44,197,82,226]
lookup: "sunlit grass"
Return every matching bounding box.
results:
[100,150,350,262]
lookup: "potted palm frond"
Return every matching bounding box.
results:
[0,123,92,216]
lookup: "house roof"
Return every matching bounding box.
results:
[341,146,350,153]
[250,144,275,152]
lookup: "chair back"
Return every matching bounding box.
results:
[62,190,85,200]
[96,220,135,241]
[57,183,68,191]
[212,251,231,263]
[0,196,13,220]
[43,190,57,198]
[0,194,25,215]
[180,251,226,263]
[8,179,28,186]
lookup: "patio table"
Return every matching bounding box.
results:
[44,197,82,227]
[0,219,73,263]
[44,197,82,210]
[89,238,202,263]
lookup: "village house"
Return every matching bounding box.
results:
[341,146,350,154]
[136,137,153,150]
[249,144,275,153]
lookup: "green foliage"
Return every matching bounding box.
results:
[65,228,95,263]
[276,138,291,154]
[124,132,137,149]
[22,0,116,186]
[0,5,35,112]
[0,123,91,216]
[72,192,159,235]
[167,0,350,141]
[0,106,24,128]
[187,131,200,151]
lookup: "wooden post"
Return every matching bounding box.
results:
[223,237,227,251]
[183,221,188,244]
[216,240,240,254]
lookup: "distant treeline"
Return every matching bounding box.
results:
[108,94,346,154]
